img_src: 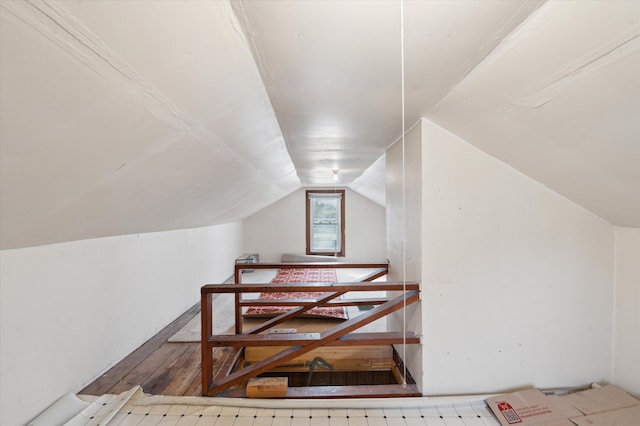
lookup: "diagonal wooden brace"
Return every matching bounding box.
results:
[206,289,420,396]
[243,291,346,335]
[236,291,346,334]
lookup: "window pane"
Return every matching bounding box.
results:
[312,223,339,251]
[306,190,344,256]
[311,198,340,251]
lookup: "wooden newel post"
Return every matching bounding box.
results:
[201,291,213,395]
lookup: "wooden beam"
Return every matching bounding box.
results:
[235,263,389,286]
[245,345,394,371]
[285,384,421,398]
[209,331,420,347]
[235,292,242,334]
[235,262,389,274]
[263,361,396,372]
[218,384,421,399]
[392,347,417,385]
[234,267,241,334]
[206,290,419,395]
[214,347,244,382]
[202,281,419,294]
[239,297,388,307]
[360,268,389,282]
[318,292,419,341]
[242,291,346,335]
[200,293,213,394]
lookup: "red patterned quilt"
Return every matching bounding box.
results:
[243,268,347,320]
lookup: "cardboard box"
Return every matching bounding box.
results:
[562,385,640,415]
[547,395,584,419]
[486,389,572,426]
[486,385,640,426]
[570,405,640,426]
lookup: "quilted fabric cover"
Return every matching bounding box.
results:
[243,268,347,319]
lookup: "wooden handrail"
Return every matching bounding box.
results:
[233,262,389,284]
[201,279,420,397]
[218,384,422,399]
[231,262,389,335]
[238,297,388,307]
[202,281,417,294]
[243,291,346,335]
[209,331,420,347]
[205,289,420,395]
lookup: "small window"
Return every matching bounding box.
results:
[306,189,345,257]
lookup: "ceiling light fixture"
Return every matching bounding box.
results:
[332,169,339,182]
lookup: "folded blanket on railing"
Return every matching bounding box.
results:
[243,268,347,320]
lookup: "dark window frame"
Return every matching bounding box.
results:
[306,189,345,257]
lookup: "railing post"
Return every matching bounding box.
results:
[201,291,213,396]
[234,264,242,334]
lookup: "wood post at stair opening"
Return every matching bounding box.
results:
[201,264,420,399]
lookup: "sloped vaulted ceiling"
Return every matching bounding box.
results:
[428,1,640,226]
[1,0,639,250]
[232,0,545,185]
[1,1,299,249]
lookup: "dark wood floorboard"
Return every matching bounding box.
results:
[80,303,210,396]
[81,303,409,397]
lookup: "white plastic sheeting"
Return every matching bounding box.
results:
[32,387,501,426]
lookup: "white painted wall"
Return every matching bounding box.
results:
[244,188,386,263]
[386,122,424,390]
[0,223,242,426]
[612,226,640,396]
[419,118,614,394]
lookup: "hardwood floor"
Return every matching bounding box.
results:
[80,303,207,396]
[80,303,404,397]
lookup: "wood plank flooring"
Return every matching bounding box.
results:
[80,303,208,396]
[80,303,403,397]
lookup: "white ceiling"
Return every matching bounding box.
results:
[1,0,638,250]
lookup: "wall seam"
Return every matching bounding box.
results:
[610,226,618,384]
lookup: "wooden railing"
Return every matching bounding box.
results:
[233,261,390,284]
[201,265,421,398]
[233,262,389,334]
